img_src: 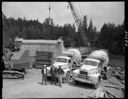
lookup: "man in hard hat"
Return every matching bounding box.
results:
[41,65,47,85]
[57,65,64,87]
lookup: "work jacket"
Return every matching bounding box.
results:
[57,67,64,75]
[50,66,58,76]
[41,68,47,75]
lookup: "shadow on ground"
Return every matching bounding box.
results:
[37,76,94,89]
[37,77,58,85]
[68,80,93,89]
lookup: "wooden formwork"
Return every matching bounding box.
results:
[34,51,53,69]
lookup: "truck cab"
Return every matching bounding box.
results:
[47,56,74,82]
[53,56,73,69]
[72,58,102,89]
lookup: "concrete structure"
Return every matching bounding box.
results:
[14,38,65,67]
[15,38,23,50]
[11,50,30,69]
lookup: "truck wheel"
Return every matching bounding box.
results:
[92,77,101,89]
[63,72,71,83]
[93,82,99,89]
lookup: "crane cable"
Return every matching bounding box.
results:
[77,2,84,18]
[75,2,84,21]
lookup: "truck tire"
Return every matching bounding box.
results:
[92,77,101,89]
[93,82,98,89]
[63,72,71,83]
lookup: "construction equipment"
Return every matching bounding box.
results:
[72,49,112,89]
[47,48,82,83]
[3,70,25,79]
[2,49,25,79]
[63,48,82,68]
[68,2,91,48]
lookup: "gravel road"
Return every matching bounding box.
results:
[2,69,95,98]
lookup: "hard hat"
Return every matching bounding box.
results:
[44,65,46,67]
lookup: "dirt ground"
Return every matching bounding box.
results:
[2,68,95,98]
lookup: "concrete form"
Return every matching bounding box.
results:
[13,38,65,67]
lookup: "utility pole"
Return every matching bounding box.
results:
[47,2,53,26]
[49,2,51,19]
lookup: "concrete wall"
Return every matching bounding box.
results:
[21,43,63,58]
[19,39,65,66]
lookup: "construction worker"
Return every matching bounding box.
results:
[57,65,64,87]
[41,65,47,85]
[50,65,57,85]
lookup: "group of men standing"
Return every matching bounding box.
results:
[41,65,64,87]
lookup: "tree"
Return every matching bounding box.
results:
[87,19,97,47]
[97,22,124,54]
[83,16,88,34]
[2,14,99,49]
[75,16,89,47]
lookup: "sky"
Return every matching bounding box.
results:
[2,2,124,31]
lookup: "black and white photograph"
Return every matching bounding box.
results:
[2,1,125,98]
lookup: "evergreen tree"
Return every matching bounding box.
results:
[97,22,124,54]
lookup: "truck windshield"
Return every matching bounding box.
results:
[84,60,98,66]
[56,58,68,63]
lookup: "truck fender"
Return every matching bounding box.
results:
[89,74,101,83]
[63,68,71,76]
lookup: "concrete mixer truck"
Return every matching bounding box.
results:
[46,48,82,83]
[72,49,112,89]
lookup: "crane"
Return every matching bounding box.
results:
[68,2,83,29]
[68,2,91,48]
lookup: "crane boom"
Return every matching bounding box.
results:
[68,2,83,28]
[68,2,91,48]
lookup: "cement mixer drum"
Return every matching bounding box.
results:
[67,48,81,64]
[88,49,109,66]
